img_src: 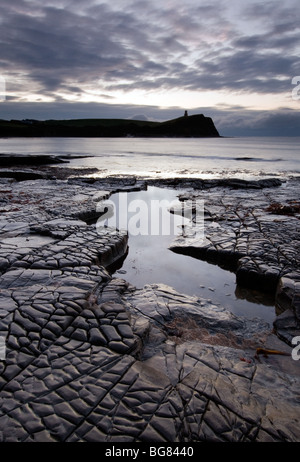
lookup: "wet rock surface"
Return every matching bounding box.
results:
[170,177,300,346]
[0,172,300,442]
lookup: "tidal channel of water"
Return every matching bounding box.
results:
[96,186,276,325]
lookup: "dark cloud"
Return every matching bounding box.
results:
[0,5,133,88]
[194,51,297,93]
[212,107,300,137]
[0,0,299,128]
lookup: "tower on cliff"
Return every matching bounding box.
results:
[184,110,188,117]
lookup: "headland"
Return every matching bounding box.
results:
[0,114,220,138]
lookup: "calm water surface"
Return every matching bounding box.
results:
[2,136,299,323]
[98,187,276,324]
[1,136,300,179]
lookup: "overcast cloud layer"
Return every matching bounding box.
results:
[0,0,300,135]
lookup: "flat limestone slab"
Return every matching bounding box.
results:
[0,176,300,442]
[2,235,56,248]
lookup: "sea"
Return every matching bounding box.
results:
[1,136,300,324]
[1,136,300,179]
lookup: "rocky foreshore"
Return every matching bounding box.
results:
[0,165,300,442]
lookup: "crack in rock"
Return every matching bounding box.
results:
[0,176,299,442]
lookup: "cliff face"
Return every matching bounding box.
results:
[0,114,220,138]
[155,114,220,137]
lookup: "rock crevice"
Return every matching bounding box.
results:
[0,176,299,442]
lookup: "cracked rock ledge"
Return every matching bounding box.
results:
[0,175,300,443]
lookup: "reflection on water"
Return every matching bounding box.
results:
[97,187,276,324]
[1,137,299,179]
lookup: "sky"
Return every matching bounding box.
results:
[0,0,300,136]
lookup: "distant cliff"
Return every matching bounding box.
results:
[0,114,220,138]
